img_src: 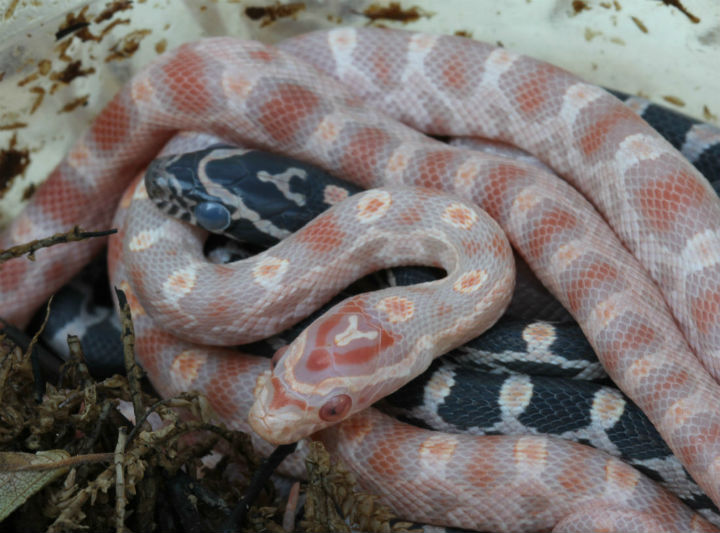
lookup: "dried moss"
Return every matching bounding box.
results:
[0,232,411,532]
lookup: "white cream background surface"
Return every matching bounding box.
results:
[0,0,718,225]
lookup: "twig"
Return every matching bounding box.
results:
[64,334,92,388]
[80,400,113,454]
[48,465,115,532]
[0,314,59,399]
[114,427,128,533]
[25,296,54,402]
[125,394,256,467]
[3,452,113,472]
[114,287,145,423]
[0,226,116,262]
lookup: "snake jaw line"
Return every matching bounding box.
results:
[248,371,322,445]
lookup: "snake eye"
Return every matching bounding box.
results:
[319,394,352,422]
[271,346,288,369]
[194,201,231,232]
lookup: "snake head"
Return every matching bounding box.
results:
[248,297,405,444]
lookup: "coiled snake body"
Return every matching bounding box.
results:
[3,27,720,531]
[143,139,720,522]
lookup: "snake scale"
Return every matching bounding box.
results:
[135,132,718,525]
[141,123,720,521]
[2,27,720,531]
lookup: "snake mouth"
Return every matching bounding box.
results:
[144,154,196,216]
[248,369,318,445]
[144,158,174,201]
[247,404,275,442]
[248,397,314,445]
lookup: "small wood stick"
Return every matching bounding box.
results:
[114,427,128,533]
[0,226,116,263]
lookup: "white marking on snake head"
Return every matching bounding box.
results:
[257,167,307,206]
[334,315,378,347]
[133,180,149,200]
[252,370,272,404]
[248,369,317,445]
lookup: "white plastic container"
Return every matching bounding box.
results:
[1,0,717,225]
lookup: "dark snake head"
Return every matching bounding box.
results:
[144,144,364,249]
[145,152,203,226]
[145,144,248,235]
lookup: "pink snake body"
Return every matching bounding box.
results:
[2,27,720,531]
